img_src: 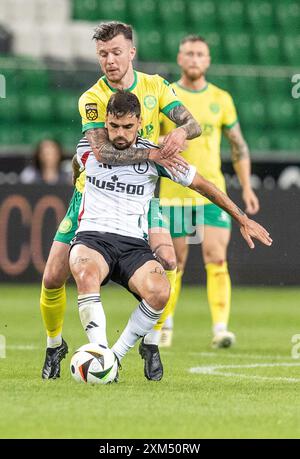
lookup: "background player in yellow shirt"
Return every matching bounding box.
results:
[40,22,200,380]
[159,35,259,348]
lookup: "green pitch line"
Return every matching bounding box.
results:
[0,284,300,439]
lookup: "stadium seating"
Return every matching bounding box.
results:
[238,99,267,128]
[158,0,186,30]
[246,0,275,32]
[282,34,300,66]
[137,29,163,61]
[224,33,252,65]
[275,1,300,33]
[253,34,282,65]
[186,0,217,30]
[217,0,245,32]
[0,0,298,155]
[98,0,127,23]
[128,0,158,31]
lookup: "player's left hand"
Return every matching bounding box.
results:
[160,127,187,158]
[240,217,272,249]
[242,187,260,215]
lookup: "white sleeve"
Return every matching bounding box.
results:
[76,144,92,170]
[76,150,84,169]
[168,164,197,187]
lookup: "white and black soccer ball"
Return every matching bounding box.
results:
[70,343,118,384]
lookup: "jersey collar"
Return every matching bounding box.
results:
[102,71,138,92]
[175,81,209,93]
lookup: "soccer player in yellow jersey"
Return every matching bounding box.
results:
[159,35,260,348]
[40,23,200,380]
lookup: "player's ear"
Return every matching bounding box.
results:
[206,54,211,68]
[130,46,136,61]
[177,51,182,67]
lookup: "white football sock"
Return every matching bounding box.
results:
[163,315,174,329]
[213,322,227,336]
[47,334,62,349]
[78,293,108,347]
[112,300,164,361]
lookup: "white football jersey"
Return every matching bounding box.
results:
[76,136,196,239]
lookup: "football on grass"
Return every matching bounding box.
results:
[70,343,118,384]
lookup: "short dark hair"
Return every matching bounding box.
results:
[107,90,141,119]
[180,35,208,47]
[93,22,133,42]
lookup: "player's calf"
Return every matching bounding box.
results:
[69,244,110,348]
[43,241,70,289]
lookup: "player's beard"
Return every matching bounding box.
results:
[112,137,132,150]
[105,63,130,84]
[185,67,204,81]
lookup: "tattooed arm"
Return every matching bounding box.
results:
[85,128,151,165]
[160,105,201,158]
[84,128,188,172]
[189,172,272,249]
[167,104,201,140]
[224,123,259,214]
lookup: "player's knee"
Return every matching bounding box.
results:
[43,269,66,290]
[203,246,226,264]
[144,279,170,310]
[175,249,188,272]
[176,259,186,273]
[75,268,99,292]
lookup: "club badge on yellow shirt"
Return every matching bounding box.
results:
[85,103,98,121]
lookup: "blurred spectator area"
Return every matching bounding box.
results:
[0,0,299,159]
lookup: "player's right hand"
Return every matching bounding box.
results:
[159,127,187,158]
[240,217,273,249]
[149,149,189,175]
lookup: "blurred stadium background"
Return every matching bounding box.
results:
[0,0,299,285]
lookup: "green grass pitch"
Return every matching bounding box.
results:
[0,284,300,439]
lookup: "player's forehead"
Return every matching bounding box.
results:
[96,34,131,53]
[107,112,139,125]
[180,40,209,55]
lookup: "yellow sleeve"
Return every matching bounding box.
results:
[157,76,182,117]
[78,90,107,133]
[222,92,238,129]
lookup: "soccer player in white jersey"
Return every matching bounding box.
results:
[69,91,272,381]
[40,22,200,380]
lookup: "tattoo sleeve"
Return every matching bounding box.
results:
[167,105,202,139]
[85,128,151,165]
[190,174,246,224]
[224,123,250,163]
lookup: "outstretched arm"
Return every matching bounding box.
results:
[189,173,272,249]
[160,105,201,158]
[224,123,259,215]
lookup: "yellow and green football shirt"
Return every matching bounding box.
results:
[75,71,181,192]
[159,82,238,206]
